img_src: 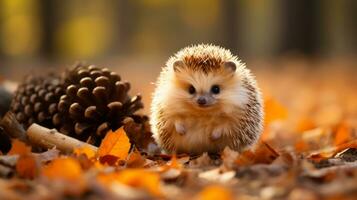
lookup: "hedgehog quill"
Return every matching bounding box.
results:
[150,44,263,155]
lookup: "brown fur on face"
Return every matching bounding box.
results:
[150,44,263,155]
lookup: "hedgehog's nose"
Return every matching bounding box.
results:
[197,97,207,106]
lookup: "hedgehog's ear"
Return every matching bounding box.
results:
[173,60,185,72]
[223,61,236,73]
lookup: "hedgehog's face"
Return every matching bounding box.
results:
[171,60,248,111]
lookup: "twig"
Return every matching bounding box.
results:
[27,124,97,153]
[1,112,97,154]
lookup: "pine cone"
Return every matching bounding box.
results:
[10,63,144,146]
[10,75,64,129]
[54,63,144,145]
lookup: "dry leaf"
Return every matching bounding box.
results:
[16,154,38,179]
[194,185,233,200]
[73,145,96,159]
[97,169,161,197]
[334,122,351,146]
[7,140,31,156]
[296,117,316,132]
[264,97,288,125]
[35,148,60,163]
[42,157,83,181]
[261,97,288,140]
[236,142,279,166]
[97,127,131,164]
[126,149,146,168]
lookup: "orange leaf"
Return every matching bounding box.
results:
[254,142,279,164]
[97,127,131,162]
[127,149,146,168]
[295,140,309,153]
[307,152,334,163]
[73,145,96,159]
[195,185,233,200]
[296,118,316,132]
[97,169,161,196]
[236,142,279,166]
[235,150,255,166]
[334,139,357,155]
[264,97,288,126]
[16,154,38,179]
[334,122,351,146]
[167,154,181,169]
[42,157,83,181]
[7,139,31,155]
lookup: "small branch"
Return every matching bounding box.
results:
[27,124,98,154]
[1,112,97,154]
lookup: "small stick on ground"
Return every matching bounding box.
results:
[1,112,97,154]
[27,124,98,154]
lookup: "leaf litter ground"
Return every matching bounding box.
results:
[0,59,357,200]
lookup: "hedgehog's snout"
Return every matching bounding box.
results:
[197,96,207,106]
[195,94,215,107]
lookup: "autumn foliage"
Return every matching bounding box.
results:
[1,64,357,200]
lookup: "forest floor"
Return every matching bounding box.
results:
[0,57,356,200]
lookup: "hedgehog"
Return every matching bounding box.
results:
[150,44,263,155]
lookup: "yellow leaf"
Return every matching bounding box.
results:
[195,185,233,200]
[97,169,161,196]
[73,145,96,159]
[97,127,131,161]
[42,157,83,181]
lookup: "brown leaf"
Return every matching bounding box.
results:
[126,149,146,168]
[236,142,279,166]
[34,148,60,163]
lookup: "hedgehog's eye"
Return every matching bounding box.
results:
[188,85,196,94]
[211,85,220,94]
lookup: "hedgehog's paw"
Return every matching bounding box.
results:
[175,122,186,135]
[211,128,223,141]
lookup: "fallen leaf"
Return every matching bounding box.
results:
[126,149,146,168]
[7,140,31,156]
[74,145,96,159]
[254,142,280,164]
[334,122,351,146]
[236,142,279,166]
[264,97,288,125]
[97,127,131,164]
[296,117,316,132]
[295,140,310,153]
[261,97,288,140]
[194,185,233,200]
[16,154,38,179]
[34,148,60,163]
[97,169,161,196]
[42,157,83,181]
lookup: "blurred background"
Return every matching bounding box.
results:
[0,0,356,115]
